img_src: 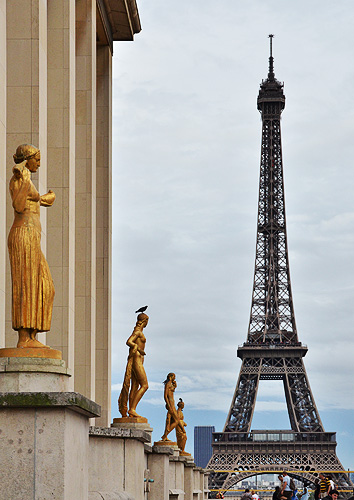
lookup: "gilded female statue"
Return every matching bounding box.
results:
[161,373,185,441]
[8,144,55,348]
[118,312,149,418]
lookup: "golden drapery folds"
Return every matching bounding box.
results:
[118,312,149,419]
[8,144,56,349]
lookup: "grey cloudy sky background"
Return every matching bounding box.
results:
[110,1,354,467]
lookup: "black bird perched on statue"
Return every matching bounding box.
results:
[135,305,148,314]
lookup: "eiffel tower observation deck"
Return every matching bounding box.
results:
[207,36,351,495]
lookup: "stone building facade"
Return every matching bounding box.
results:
[0,4,211,498]
[0,0,141,427]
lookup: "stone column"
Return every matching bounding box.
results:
[0,0,6,348]
[46,0,76,384]
[95,43,112,426]
[169,454,186,499]
[202,469,210,499]
[148,445,174,500]
[75,0,97,400]
[184,460,195,500]
[6,0,48,347]
[193,468,203,499]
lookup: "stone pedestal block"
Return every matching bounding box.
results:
[0,356,72,392]
[111,418,153,439]
[89,425,151,500]
[0,391,100,500]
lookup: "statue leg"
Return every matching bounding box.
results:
[128,374,141,417]
[161,411,172,441]
[128,364,148,417]
[17,328,48,348]
[167,415,179,434]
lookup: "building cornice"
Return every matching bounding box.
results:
[101,0,141,43]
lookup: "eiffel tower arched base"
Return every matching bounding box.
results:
[207,439,353,496]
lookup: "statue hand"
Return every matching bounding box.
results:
[138,348,146,356]
[40,190,56,206]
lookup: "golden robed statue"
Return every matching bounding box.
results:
[118,312,149,420]
[8,144,56,351]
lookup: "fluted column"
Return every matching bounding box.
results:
[0,0,6,347]
[95,44,112,426]
[5,0,47,346]
[46,0,76,382]
[75,0,97,400]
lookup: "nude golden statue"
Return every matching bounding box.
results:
[8,144,55,349]
[118,312,149,418]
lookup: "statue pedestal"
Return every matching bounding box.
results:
[0,356,71,392]
[0,346,62,359]
[89,425,152,499]
[0,356,100,500]
[112,416,153,437]
[113,415,148,424]
[154,438,179,450]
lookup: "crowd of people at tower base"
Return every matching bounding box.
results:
[214,470,354,499]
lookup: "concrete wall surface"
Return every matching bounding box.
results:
[0,407,89,500]
[89,493,134,500]
[89,426,209,500]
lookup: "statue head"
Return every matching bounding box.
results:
[13,144,40,172]
[136,312,149,327]
[177,398,184,410]
[164,372,176,385]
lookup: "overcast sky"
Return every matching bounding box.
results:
[110,0,354,469]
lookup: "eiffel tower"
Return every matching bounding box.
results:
[207,36,351,495]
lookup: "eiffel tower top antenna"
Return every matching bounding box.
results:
[268,33,275,79]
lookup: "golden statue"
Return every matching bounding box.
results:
[8,144,55,349]
[118,312,149,419]
[161,373,185,442]
[175,398,188,454]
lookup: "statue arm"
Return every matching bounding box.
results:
[40,190,56,206]
[126,331,145,356]
[10,167,30,213]
[126,330,145,356]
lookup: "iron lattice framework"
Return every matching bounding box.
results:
[207,36,350,494]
